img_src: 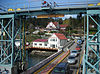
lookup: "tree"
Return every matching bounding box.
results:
[63,18,70,25]
[58,18,63,24]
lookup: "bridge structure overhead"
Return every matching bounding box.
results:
[0,0,100,74]
[0,0,100,15]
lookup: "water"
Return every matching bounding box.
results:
[28,51,55,68]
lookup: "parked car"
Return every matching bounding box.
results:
[67,55,77,64]
[70,50,79,57]
[77,39,82,45]
[76,45,81,52]
[52,62,70,74]
[75,47,81,52]
[76,44,81,48]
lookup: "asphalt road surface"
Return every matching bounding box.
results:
[62,43,84,74]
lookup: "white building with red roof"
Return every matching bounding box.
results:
[45,22,69,31]
[32,33,67,50]
[60,24,68,30]
[33,39,49,48]
[46,22,59,31]
[48,33,67,49]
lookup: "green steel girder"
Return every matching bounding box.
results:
[0,6,100,16]
[16,9,86,16]
[0,8,87,16]
[0,14,25,67]
[0,14,15,18]
[83,10,100,74]
[87,10,100,15]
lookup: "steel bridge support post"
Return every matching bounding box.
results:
[19,17,22,61]
[23,19,25,59]
[1,19,3,63]
[8,21,11,63]
[0,14,27,74]
[83,14,86,74]
[85,14,89,74]
[11,15,14,67]
[83,10,100,74]
[96,15,100,74]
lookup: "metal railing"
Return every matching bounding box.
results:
[0,0,100,13]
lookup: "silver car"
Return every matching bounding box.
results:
[70,50,79,57]
[67,55,77,64]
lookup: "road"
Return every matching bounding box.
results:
[34,42,84,74]
[61,42,84,74]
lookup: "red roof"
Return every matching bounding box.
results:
[53,22,59,26]
[54,33,67,40]
[48,22,59,26]
[34,39,48,42]
[60,24,68,28]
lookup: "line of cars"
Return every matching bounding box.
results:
[67,44,82,65]
[51,39,83,74]
[52,62,70,74]
[51,45,82,74]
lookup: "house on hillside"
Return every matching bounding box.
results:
[46,22,59,31]
[48,33,67,49]
[32,33,67,50]
[45,22,69,32]
[60,24,68,30]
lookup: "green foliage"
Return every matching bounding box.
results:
[38,32,45,35]
[21,15,98,43]
[71,30,78,34]
[57,18,63,24]
[90,28,97,32]
[50,31,58,33]
[63,19,70,25]
[26,34,41,42]
[89,32,96,34]
[25,16,55,30]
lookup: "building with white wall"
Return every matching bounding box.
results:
[32,33,67,50]
[60,24,68,30]
[48,33,67,49]
[46,22,59,31]
[33,39,49,48]
[45,22,69,32]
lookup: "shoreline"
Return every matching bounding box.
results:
[30,50,56,56]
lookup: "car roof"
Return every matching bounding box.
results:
[68,55,75,58]
[71,50,78,52]
[56,62,68,68]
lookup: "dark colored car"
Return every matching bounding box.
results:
[76,44,81,48]
[52,62,70,74]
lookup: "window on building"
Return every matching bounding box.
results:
[53,39,55,41]
[50,39,52,41]
[50,39,56,41]
[51,44,55,48]
[45,44,47,46]
[39,44,42,46]
[34,43,37,45]
[56,45,57,47]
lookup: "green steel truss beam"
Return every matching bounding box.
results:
[0,14,24,67]
[83,10,100,74]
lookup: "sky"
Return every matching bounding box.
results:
[0,0,100,19]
